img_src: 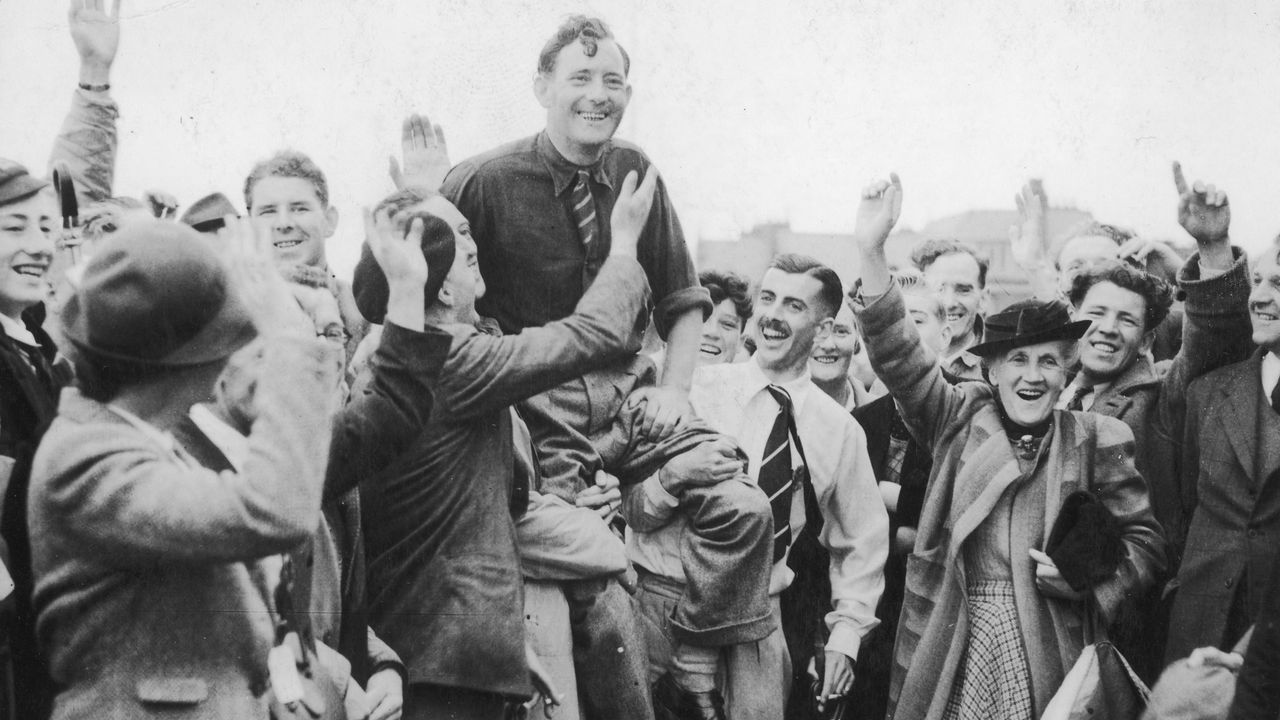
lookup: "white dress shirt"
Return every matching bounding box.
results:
[1262,351,1280,402]
[626,358,889,659]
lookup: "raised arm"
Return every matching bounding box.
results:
[852,175,974,445]
[1007,179,1061,299]
[325,209,452,501]
[50,0,122,204]
[439,170,658,419]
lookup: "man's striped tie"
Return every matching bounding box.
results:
[569,169,598,247]
[760,385,796,562]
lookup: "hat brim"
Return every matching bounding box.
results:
[62,286,259,368]
[0,176,50,206]
[968,319,1093,358]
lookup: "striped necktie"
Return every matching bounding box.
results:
[760,385,796,562]
[569,169,598,247]
[1065,383,1091,412]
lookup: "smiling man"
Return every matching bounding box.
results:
[1165,227,1280,666]
[628,254,887,720]
[696,270,751,366]
[243,150,369,359]
[910,239,988,380]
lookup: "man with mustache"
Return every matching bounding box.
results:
[626,254,887,720]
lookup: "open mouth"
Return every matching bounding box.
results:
[1015,389,1046,402]
[946,311,966,322]
[760,326,789,342]
[12,263,47,279]
[1089,340,1119,354]
[274,239,303,249]
[1255,309,1279,322]
[577,110,609,122]
[812,354,841,364]
[699,343,722,356]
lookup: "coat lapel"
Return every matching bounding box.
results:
[1217,355,1265,485]
[949,408,1024,564]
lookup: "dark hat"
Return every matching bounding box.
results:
[180,192,239,234]
[61,219,258,367]
[0,159,50,206]
[967,297,1091,357]
[352,211,457,324]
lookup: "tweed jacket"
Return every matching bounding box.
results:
[362,256,650,699]
[856,283,1166,720]
[1165,349,1280,662]
[1084,249,1253,566]
[28,337,339,720]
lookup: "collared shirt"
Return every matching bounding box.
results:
[626,358,888,659]
[441,131,711,339]
[942,348,983,381]
[0,313,37,348]
[1263,352,1280,402]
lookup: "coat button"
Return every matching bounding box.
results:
[1225,578,1235,588]
[1248,529,1259,539]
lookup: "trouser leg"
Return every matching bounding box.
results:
[722,598,790,720]
[562,576,654,720]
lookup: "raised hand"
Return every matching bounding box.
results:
[1008,179,1049,270]
[69,0,121,86]
[1172,161,1230,245]
[852,173,902,251]
[218,215,311,338]
[364,208,429,289]
[388,114,452,192]
[609,168,659,258]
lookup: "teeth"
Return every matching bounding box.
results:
[13,265,46,277]
[699,344,721,355]
[1091,342,1118,352]
[1016,390,1044,400]
[578,112,606,121]
[946,313,963,321]
[275,240,301,248]
[813,356,838,364]
[1258,312,1279,321]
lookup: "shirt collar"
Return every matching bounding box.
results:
[1263,351,1280,399]
[943,349,980,371]
[0,312,38,348]
[744,357,814,416]
[535,131,614,196]
[188,404,250,471]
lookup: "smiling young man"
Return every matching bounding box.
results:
[910,239,988,380]
[628,254,887,720]
[697,270,751,366]
[243,150,369,359]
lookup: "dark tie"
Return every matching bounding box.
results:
[568,169,598,247]
[1065,384,1091,412]
[1271,379,1280,416]
[760,385,797,563]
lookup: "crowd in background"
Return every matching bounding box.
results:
[3,3,1280,720]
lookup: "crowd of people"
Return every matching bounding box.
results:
[3,3,1280,720]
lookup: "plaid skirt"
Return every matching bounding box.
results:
[942,580,1035,720]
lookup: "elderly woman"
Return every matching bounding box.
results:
[851,176,1165,719]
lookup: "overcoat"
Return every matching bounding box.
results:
[27,338,338,720]
[856,284,1166,720]
[1165,349,1280,663]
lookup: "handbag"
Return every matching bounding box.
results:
[1042,641,1150,720]
[1045,490,1124,592]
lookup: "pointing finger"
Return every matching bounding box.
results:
[1172,161,1188,196]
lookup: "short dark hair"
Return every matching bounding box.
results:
[766,254,843,319]
[910,238,989,288]
[538,15,630,77]
[243,150,329,211]
[1067,259,1174,332]
[699,269,752,328]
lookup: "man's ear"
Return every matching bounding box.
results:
[1139,328,1157,355]
[940,320,954,348]
[436,279,456,308]
[533,73,552,109]
[322,205,340,238]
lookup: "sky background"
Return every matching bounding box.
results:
[3,0,1280,277]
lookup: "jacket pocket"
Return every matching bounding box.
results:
[136,677,208,706]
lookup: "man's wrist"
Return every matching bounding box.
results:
[78,62,111,87]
